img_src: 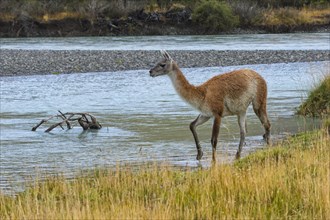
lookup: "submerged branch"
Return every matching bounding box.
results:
[32,112,102,132]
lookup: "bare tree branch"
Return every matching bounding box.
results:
[58,110,72,129]
[32,112,102,132]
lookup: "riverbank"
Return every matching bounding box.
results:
[1,129,329,219]
[1,18,329,38]
[1,49,329,76]
[0,1,329,37]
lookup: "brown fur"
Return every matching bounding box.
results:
[150,51,271,161]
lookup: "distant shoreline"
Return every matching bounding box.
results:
[1,49,329,77]
[0,11,329,38]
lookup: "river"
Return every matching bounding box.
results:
[1,61,328,194]
[0,33,329,50]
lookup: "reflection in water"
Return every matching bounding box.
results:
[0,61,328,193]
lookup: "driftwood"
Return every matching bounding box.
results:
[32,111,102,132]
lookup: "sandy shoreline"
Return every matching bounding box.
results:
[0,49,329,76]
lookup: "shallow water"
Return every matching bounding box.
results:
[0,61,328,194]
[0,33,329,50]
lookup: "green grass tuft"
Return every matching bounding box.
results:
[297,76,330,117]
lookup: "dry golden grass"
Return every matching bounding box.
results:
[41,12,82,22]
[0,11,81,23]
[0,13,15,22]
[301,6,330,24]
[261,6,330,27]
[0,129,329,219]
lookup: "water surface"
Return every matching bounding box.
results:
[0,61,328,193]
[0,33,328,50]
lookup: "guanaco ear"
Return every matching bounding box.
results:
[161,50,173,62]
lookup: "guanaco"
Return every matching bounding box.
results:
[149,50,271,161]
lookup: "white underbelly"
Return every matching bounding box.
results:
[222,108,235,117]
[223,98,252,116]
[187,100,213,117]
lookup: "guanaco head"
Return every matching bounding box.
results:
[149,50,174,77]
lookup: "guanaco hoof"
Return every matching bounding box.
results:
[196,150,203,160]
[235,152,241,160]
[263,133,270,144]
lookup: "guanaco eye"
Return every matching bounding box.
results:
[160,64,166,68]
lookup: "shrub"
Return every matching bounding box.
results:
[228,0,263,26]
[78,0,110,24]
[260,7,310,30]
[297,76,330,117]
[192,0,239,32]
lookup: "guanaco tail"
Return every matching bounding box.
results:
[149,50,271,161]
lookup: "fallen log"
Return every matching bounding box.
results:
[32,111,102,132]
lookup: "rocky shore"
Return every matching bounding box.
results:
[0,49,329,76]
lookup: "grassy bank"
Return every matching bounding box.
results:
[1,129,329,219]
[297,75,330,117]
[0,0,329,36]
[259,7,330,31]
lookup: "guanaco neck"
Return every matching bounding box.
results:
[168,63,205,106]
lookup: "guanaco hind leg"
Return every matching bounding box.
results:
[236,112,247,159]
[253,100,271,145]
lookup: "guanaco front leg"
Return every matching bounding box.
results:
[211,116,221,162]
[190,114,210,160]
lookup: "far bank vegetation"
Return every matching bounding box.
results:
[0,0,329,36]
